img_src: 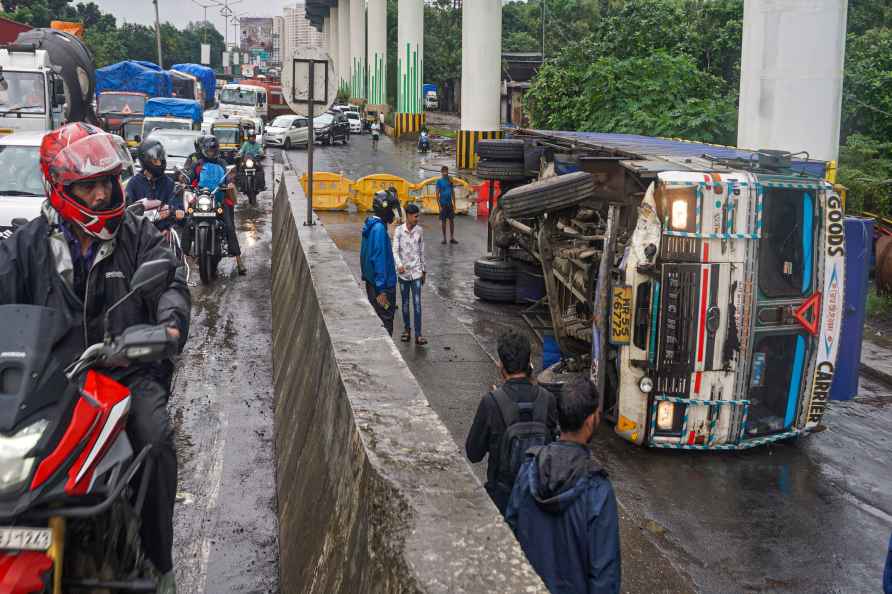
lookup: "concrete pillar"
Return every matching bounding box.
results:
[458,0,503,169]
[737,0,847,164]
[395,0,424,137]
[324,15,337,77]
[337,0,351,93]
[367,0,387,107]
[349,0,366,100]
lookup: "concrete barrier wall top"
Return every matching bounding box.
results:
[271,167,546,593]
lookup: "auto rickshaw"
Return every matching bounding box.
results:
[211,117,253,163]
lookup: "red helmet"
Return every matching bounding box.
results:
[40,123,130,240]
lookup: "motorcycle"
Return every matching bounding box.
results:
[0,260,177,594]
[417,131,430,153]
[178,165,235,285]
[236,154,262,207]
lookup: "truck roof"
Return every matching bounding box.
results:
[516,129,828,178]
[223,83,264,92]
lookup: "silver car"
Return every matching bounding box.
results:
[263,114,309,149]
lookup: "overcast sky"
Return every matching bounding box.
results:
[89,0,294,33]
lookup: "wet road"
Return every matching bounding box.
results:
[171,166,279,593]
[284,135,892,593]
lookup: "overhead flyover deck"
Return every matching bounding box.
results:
[512,129,831,179]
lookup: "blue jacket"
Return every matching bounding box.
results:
[506,441,621,594]
[124,172,181,231]
[884,532,892,594]
[360,216,397,292]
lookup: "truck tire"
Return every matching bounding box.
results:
[474,278,516,303]
[500,171,594,219]
[476,159,529,182]
[476,139,525,161]
[537,361,588,398]
[474,256,516,282]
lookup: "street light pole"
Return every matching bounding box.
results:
[153,0,163,67]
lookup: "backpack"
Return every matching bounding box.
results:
[492,386,552,492]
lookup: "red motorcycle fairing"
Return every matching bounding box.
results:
[30,370,131,496]
[0,551,52,593]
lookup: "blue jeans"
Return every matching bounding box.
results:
[399,278,423,337]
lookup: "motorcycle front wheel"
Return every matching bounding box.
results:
[197,227,213,285]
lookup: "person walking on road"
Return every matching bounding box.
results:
[361,189,402,335]
[436,165,458,244]
[393,202,427,346]
[506,377,622,594]
[466,330,558,515]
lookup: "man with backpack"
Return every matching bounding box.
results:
[465,330,558,515]
[506,377,621,594]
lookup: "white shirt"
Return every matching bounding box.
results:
[392,222,425,281]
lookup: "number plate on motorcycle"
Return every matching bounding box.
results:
[193,212,217,218]
[0,527,52,551]
[610,286,633,345]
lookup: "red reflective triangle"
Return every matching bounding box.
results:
[122,104,132,114]
[794,292,821,336]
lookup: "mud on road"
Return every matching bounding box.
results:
[170,165,279,593]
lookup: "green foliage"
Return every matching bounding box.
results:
[527,51,737,144]
[423,0,461,95]
[843,28,892,141]
[336,82,351,105]
[837,134,892,214]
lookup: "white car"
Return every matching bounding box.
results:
[146,129,203,174]
[264,114,310,149]
[202,109,218,135]
[0,131,135,240]
[344,110,363,134]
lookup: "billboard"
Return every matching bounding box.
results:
[240,17,273,53]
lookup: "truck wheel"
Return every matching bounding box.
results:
[474,256,516,282]
[474,278,516,302]
[538,361,588,398]
[476,139,524,161]
[500,171,594,219]
[475,159,529,182]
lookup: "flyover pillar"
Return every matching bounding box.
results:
[349,0,366,100]
[395,0,424,137]
[337,0,351,93]
[457,0,502,169]
[367,0,387,108]
[324,15,337,76]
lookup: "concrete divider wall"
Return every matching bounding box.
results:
[271,170,547,593]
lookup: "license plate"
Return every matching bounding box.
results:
[0,527,52,551]
[610,286,633,345]
[193,211,217,218]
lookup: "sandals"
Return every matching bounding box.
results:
[415,336,428,346]
[400,330,411,342]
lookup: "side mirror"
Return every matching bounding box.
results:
[130,259,173,295]
[53,93,65,107]
[11,217,28,230]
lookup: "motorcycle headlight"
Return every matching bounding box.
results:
[245,158,254,168]
[671,199,689,230]
[639,376,654,394]
[0,419,48,493]
[197,196,212,211]
[656,401,675,431]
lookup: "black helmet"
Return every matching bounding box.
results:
[137,137,166,177]
[372,188,402,224]
[199,135,220,160]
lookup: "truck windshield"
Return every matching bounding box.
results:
[144,120,190,137]
[220,88,257,106]
[98,94,145,115]
[0,145,44,195]
[123,120,143,143]
[758,188,816,298]
[0,72,46,114]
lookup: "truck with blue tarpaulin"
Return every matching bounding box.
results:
[142,97,203,139]
[171,63,216,109]
[96,61,173,98]
[481,129,849,450]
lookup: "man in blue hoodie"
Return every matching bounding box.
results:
[506,377,621,594]
[360,189,401,335]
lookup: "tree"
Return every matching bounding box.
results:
[842,27,892,142]
[423,0,461,105]
[526,51,738,144]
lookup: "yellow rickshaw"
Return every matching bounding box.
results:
[211,117,254,163]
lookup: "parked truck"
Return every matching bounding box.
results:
[0,28,97,136]
[142,97,203,139]
[477,131,845,450]
[423,83,438,110]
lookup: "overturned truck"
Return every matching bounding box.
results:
[480,130,845,450]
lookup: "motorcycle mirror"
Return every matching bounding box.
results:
[103,259,173,341]
[127,202,145,216]
[11,217,27,229]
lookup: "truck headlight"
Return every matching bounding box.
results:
[656,401,675,431]
[671,199,688,230]
[0,419,48,492]
[639,376,654,393]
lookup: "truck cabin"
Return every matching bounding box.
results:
[496,130,843,451]
[219,85,267,117]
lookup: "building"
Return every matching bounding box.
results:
[272,16,285,68]
[283,2,327,65]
